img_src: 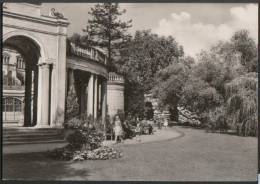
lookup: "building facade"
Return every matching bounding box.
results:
[3,47,26,126]
[2,3,124,129]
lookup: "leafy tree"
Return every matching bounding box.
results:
[86,3,132,71]
[144,102,154,120]
[124,79,145,119]
[69,33,82,46]
[179,56,195,69]
[180,76,223,116]
[118,30,183,92]
[225,72,257,136]
[153,62,190,121]
[231,30,257,72]
[116,30,183,117]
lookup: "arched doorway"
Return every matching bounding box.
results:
[3,35,47,127]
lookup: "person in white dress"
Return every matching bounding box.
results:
[163,118,168,128]
[114,115,124,143]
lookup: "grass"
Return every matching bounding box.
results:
[3,126,257,181]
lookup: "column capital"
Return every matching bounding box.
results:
[38,62,51,68]
[38,58,55,67]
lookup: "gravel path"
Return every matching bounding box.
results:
[3,126,257,181]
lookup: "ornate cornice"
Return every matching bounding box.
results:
[67,57,108,79]
[3,23,67,37]
[3,11,69,27]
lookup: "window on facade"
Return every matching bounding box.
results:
[4,98,14,112]
[16,56,24,69]
[3,53,10,64]
[14,99,22,111]
[3,98,22,112]
[7,71,13,86]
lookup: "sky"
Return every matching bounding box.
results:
[42,3,258,57]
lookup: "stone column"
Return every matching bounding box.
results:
[68,69,75,93]
[24,67,32,127]
[101,80,107,131]
[50,63,57,127]
[98,83,102,116]
[101,81,107,139]
[94,75,98,119]
[53,32,68,127]
[79,84,87,115]
[36,63,50,127]
[87,73,94,116]
[32,68,38,126]
[18,98,25,126]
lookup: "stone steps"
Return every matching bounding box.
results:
[3,128,66,145]
[3,122,20,127]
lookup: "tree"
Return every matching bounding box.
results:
[118,30,183,117]
[225,72,257,136]
[86,3,132,71]
[69,33,82,46]
[118,30,183,92]
[231,30,257,72]
[144,102,154,120]
[152,62,190,121]
[124,79,145,119]
[179,30,257,134]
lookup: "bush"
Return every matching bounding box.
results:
[65,116,104,151]
[67,130,87,150]
[47,146,123,161]
[205,106,229,132]
[65,90,79,120]
[48,113,116,161]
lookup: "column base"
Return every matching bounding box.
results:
[18,119,24,127]
[34,124,50,128]
[50,124,64,129]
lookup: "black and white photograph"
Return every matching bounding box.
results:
[1,1,258,182]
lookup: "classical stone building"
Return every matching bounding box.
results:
[107,72,125,117]
[3,47,26,126]
[3,3,124,133]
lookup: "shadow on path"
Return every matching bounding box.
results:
[3,153,91,180]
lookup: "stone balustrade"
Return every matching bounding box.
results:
[69,43,107,65]
[108,72,125,83]
[3,85,25,90]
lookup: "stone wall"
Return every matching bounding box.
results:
[107,73,124,118]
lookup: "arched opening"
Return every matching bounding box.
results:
[3,35,42,127]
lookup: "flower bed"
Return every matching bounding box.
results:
[47,145,122,161]
[47,114,123,161]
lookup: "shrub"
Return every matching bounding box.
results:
[65,89,79,120]
[48,113,113,161]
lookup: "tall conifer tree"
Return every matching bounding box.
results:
[86,3,132,71]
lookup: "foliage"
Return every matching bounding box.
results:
[225,73,257,136]
[86,3,132,71]
[181,77,223,116]
[65,116,104,150]
[144,102,154,120]
[151,29,257,136]
[152,61,190,121]
[206,106,229,132]
[124,78,145,118]
[48,146,122,161]
[118,30,183,92]
[65,89,79,121]
[47,113,124,161]
[231,30,257,72]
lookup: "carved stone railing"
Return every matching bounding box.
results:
[69,43,107,65]
[108,72,125,84]
[3,85,25,90]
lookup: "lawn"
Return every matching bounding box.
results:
[3,126,257,181]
